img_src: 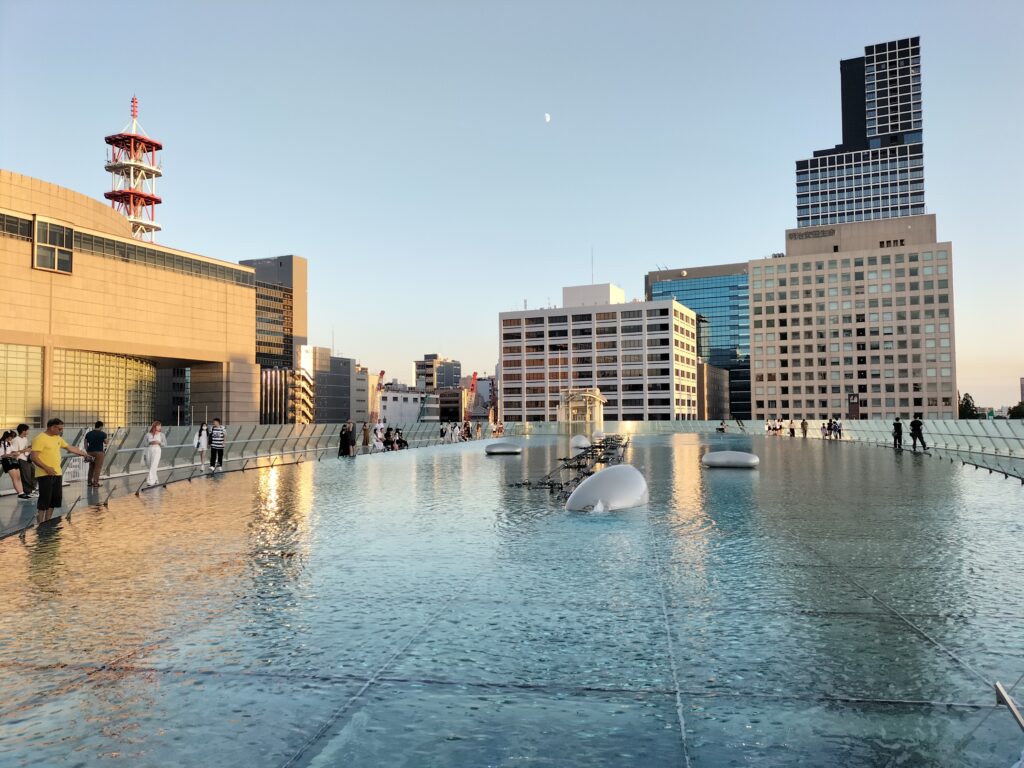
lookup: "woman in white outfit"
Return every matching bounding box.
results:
[193,422,210,468]
[144,421,167,486]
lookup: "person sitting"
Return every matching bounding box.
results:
[396,430,408,450]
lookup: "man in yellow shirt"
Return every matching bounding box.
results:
[30,418,93,525]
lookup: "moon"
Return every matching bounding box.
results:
[544,113,551,123]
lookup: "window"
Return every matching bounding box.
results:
[35,222,74,274]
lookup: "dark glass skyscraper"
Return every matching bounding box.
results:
[796,37,924,228]
[645,265,751,420]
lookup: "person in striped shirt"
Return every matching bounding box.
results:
[209,418,226,472]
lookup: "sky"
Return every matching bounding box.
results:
[1,1,1022,406]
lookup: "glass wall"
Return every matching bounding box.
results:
[51,349,156,426]
[650,272,751,419]
[0,344,43,427]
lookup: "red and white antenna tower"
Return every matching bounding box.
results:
[104,96,163,241]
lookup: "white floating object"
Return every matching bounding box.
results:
[701,450,759,469]
[485,441,522,455]
[593,431,605,441]
[570,435,591,450]
[565,464,649,512]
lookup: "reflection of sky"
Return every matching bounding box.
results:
[1,436,1022,764]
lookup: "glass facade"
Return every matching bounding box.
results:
[51,349,156,426]
[649,272,751,420]
[796,37,924,228]
[254,280,294,368]
[0,344,43,427]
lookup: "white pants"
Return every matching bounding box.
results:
[146,446,161,485]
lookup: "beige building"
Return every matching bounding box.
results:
[749,214,956,422]
[499,284,699,423]
[0,170,259,426]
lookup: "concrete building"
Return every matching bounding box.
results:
[0,170,258,426]
[415,353,461,392]
[646,264,751,419]
[260,366,314,424]
[307,347,373,424]
[240,256,308,368]
[379,383,429,425]
[749,215,956,421]
[796,37,924,229]
[498,284,699,423]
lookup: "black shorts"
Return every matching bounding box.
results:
[1,457,18,474]
[37,475,63,510]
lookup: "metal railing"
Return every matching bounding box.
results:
[0,421,487,496]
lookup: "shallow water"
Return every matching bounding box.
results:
[0,434,1021,767]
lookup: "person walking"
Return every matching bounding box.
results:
[84,420,107,487]
[788,419,796,437]
[892,416,903,450]
[143,421,166,486]
[1,430,31,499]
[12,424,36,496]
[30,418,94,524]
[800,419,808,438]
[193,422,210,469]
[347,420,357,457]
[209,418,226,471]
[909,415,927,451]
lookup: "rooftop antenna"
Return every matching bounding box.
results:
[104,95,163,241]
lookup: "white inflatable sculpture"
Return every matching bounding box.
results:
[484,442,522,455]
[701,450,759,469]
[593,431,605,441]
[564,464,649,512]
[570,434,591,450]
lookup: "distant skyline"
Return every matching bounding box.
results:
[1,1,1021,405]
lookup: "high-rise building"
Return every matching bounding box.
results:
[796,37,924,229]
[748,215,956,422]
[415,354,461,392]
[498,284,699,422]
[240,255,308,369]
[646,264,750,419]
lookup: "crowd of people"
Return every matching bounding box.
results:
[336,420,494,458]
[763,418,845,439]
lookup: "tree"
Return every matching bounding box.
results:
[958,392,978,420]
[1009,401,1024,419]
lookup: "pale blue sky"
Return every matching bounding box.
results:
[2,1,1022,405]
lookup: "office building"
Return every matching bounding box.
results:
[0,170,259,426]
[379,383,429,424]
[749,215,956,421]
[305,346,372,424]
[240,255,308,369]
[498,284,699,422]
[260,366,314,424]
[646,264,751,419]
[796,37,924,229]
[415,353,461,392]
[697,363,730,421]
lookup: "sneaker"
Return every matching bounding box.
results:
[18,493,31,499]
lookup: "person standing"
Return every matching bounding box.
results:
[209,418,226,471]
[892,416,904,450]
[12,424,36,496]
[346,421,357,456]
[788,419,796,437]
[800,419,808,438]
[144,421,166,486]
[338,423,349,458]
[909,415,927,451]
[362,422,370,453]
[84,420,107,487]
[1,430,31,499]
[30,418,94,524]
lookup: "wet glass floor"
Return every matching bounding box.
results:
[1,434,1022,767]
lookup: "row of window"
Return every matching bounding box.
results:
[501,308,683,327]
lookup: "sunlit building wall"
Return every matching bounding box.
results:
[0,170,259,426]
